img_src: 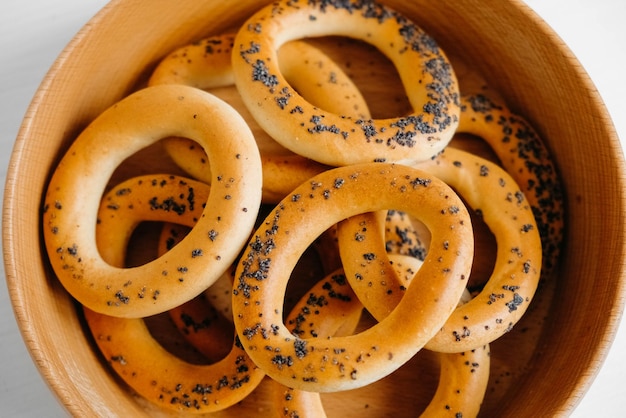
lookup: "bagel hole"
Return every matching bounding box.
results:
[449,132,503,165]
[124,221,163,267]
[143,311,222,365]
[448,132,509,293]
[283,36,412,120]
[382,205,495,299]
[444,194,498,295]
[282,229,341,323]
[275,211,445,416]
[122,221,235,365]
[463,196,498,293]
[384,209,431,262]
[251,204,337,319]
[106,139,189,194]
[199,85,296,157]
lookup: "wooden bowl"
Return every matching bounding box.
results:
[4,0,625,416]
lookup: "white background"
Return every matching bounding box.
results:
[1,0,625,416]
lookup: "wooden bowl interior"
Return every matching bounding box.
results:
[4,0,625,416]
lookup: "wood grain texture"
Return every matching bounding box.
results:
[2,0,625,417]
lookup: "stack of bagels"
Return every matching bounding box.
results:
[42,0,564,416]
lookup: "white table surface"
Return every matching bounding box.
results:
[1,1,625,416]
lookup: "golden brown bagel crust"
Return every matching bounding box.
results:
[459,93,564,277]
[42,85,262,318]
[232,0,460,166]
[272,269,363,418]
[232,163,473,392]
[149,33,370,203]
[148,34,236,88]
[84,307,265,414]
[338,147,542,352]
[86,174,265,413]
[98,176,236,361]
[148,34,369,118]
[273,257,489,417]
[96,174,209,268]
[422,345,491,418]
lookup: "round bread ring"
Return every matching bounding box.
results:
[98,176,235,361]
[274,257,489,418]
[84,307,265,414]
[42,84,263,318]
[232,0,460,166]
[88,174,265,412]
[149,33,368,202]
[337,147,542,352]
[232,162,474,392]
[458,93,564,277]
